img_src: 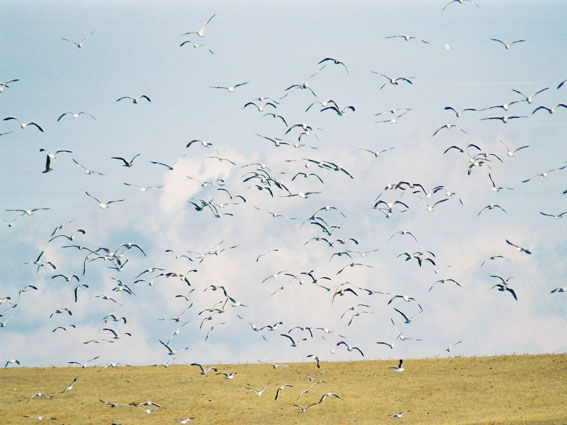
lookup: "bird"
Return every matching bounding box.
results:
[4,358,20,368]
[318,57,349,75]
[390,410,411,418]
[0,78,19,93]
[385,34,429,44]
[318,392,342,403]
[111,154,141,167]
[190,363,217,375]
[321,105,355,116]
[3,116,44,132]
[372,72,413,89]
[391,359,404,372]
[505,239,532,255]
[532,103,567,115]
[499,140,529,157]
[245,385,267,396]
[432,123,467,137]
[180,13,216,38]
[159,339,190,356]
[186,139,214,148]
[550,287,567,294]
[72,158,104,175]
[216,371,238,379]
[210,82,249,92]
[293,403,318,413]
[179,40,214,54]
[57,111,96,122]
[491,38,526,49]
[5,207,50,217]
[85,191,124,209]
[280,333,298,347]
[429,278,462,291]
[442,0,478,11]
[336,341,364,357]
[29,392,52,400]
[512,87,549,104]
[481,115,528,123]
[61,377,78,393]
[492,283,518,301]
[39,148,72,173]
[243,100,277,112]
[477,204,507,216]
[540,211,567,219]
[444,106,477,117]
[116,94,151,104]
[61,30,94,48]
[274,383,293,400]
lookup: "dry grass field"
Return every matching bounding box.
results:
[1,354,565,425]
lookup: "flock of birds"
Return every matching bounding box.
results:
[1,1,566,422]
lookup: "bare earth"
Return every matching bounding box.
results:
[1,354,565,425]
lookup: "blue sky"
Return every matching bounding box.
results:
[1,0,566,367]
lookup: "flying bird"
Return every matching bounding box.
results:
[318,57,349,75]
[116,94,151,104]
[180,13,216,38]
[85,191,124,209]
[491,38,525,49]
[57,111,96,122]
[505,239,532,255]
[61,30,94,48]
[210,82,249,92]
[3,116,44,132]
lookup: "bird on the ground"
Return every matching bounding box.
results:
[391,359,404,372]
[390,410,411,418]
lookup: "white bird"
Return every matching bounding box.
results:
[491,38,526,49]
[116,94,151,104]
[210,82,249,92]
[391,359,404,372]
[180,14,216,38]
[216,371,237,379]
[274,383,293,400]
[3,116,44,132]
[390,410,411,418]
[190,362,217,375]
[512,87,548,104]
[85,191,124,209]
[111,154,141,167]
[4,358,20,368]
[61,30,94,48]
[0,78,19,93]
[61,377,78,393]
[57,111,96,122]
[246,385,267,396]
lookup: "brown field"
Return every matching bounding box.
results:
[1,354,566,425]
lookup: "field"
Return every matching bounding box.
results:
[1,354,565,425]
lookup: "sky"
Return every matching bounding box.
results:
[1,0,566,367]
